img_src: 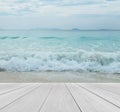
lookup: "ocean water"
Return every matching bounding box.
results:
[0,30,120,73]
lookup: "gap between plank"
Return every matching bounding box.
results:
[38,85,53,112]
[0,85,40,111]
[0,85,29,96]
[77,84,120,109]
[65,84,83,112]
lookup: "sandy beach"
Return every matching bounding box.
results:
[0,72,120,82]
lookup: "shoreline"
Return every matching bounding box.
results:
[0,71,120,82]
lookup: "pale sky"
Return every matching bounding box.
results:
[0,0,120,29]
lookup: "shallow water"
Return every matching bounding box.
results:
[0,30,120,73]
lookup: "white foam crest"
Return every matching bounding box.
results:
[0,51,120,73]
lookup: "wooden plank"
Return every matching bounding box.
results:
[0,83,23,93]
[0,83,119,112]
[39,83,81,112]
[0,84,39,110]
[78,83,120,108]
[67,83,120,112]
[81,83,120,95]
[0,84,29,96]
[0,84,52,112]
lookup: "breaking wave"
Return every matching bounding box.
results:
[0,51,120,73]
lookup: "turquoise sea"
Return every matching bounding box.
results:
[0,30,120,73]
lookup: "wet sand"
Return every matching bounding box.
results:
[0,71,120,82]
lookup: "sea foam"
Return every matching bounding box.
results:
[0,51,120,73]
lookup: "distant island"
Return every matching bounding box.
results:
[30,28,120,31]
[71,28,80,31]
[71,28,120,31]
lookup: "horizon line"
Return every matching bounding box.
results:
[0,28,120,31]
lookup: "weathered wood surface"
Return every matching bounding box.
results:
[0,83,119,112]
